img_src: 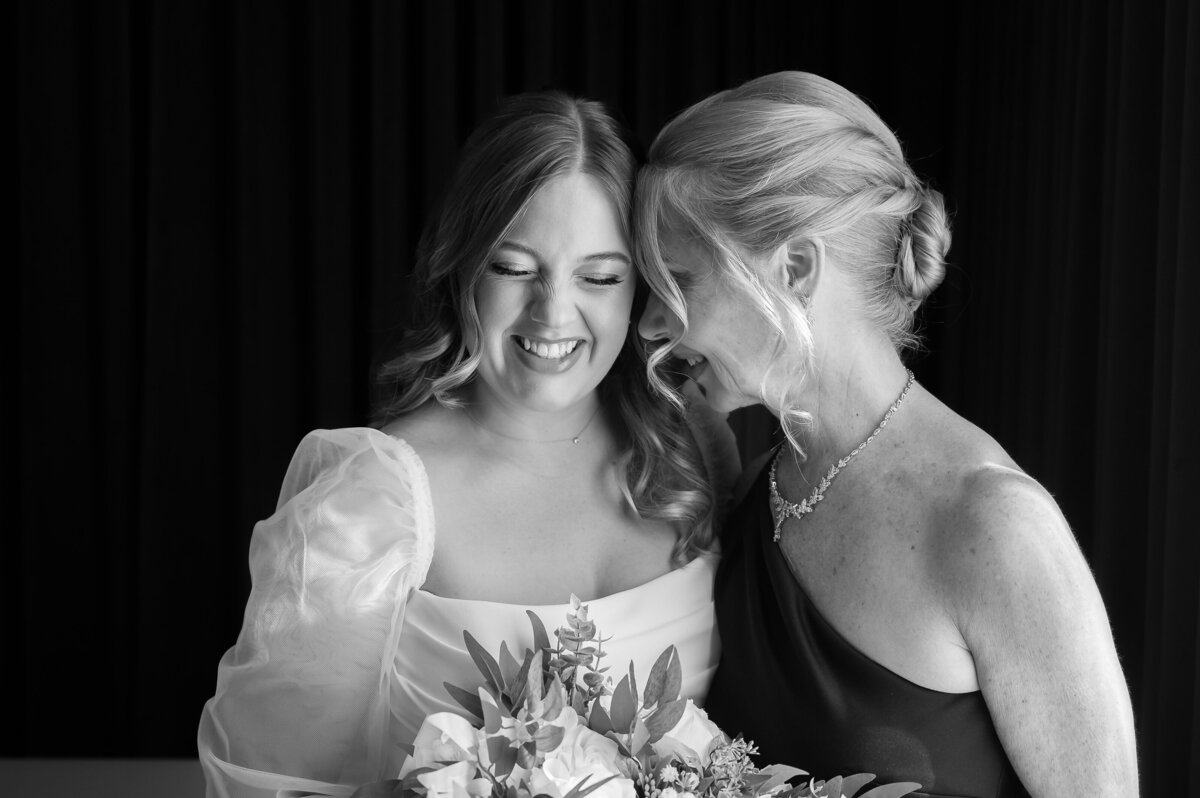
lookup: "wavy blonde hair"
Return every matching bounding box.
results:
[374,91,715,561]
[636,71,951,453]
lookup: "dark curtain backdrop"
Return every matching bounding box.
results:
[14,1,1199,794]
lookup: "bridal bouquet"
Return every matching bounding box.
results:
[351,598,917,798]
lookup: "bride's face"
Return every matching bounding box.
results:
[470,172,635,415]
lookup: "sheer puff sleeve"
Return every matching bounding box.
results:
[198,428,435,798]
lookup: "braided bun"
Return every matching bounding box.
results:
[894,185,951,306]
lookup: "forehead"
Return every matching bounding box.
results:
[506,172,629,255]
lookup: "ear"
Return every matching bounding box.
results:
[777,238,824,298]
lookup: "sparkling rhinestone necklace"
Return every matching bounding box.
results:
[769,369,916,542]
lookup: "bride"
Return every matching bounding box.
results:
[198,91,732,797]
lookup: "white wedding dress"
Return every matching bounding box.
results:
[198,427,720,798]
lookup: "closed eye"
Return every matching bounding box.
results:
[583,275,624,287]
[489,262,533,277]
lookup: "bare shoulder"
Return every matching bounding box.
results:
[901,395,1089,614]
[919,427,1096,640]
[379,400,469,456]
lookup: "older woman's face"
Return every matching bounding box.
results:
[471,172,636,415]
[638,234,778,413]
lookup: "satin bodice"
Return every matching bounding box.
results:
[395,555,719,746]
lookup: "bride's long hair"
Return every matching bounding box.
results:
[374,91,715,561]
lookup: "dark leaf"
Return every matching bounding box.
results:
[609,675,637,733]
[482,691,503,734]
[444,681,484,722]
[465,631,505,694]
[561,774,619,798]
[517,741,538,769]
[527,611,551,652]
[588,702,614,734]
[499,641,522,688]
[486,735,518,778]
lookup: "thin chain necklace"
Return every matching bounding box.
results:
[464,403,603,445]
[769,369,916,542]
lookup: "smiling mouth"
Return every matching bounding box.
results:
[515,336,583,360]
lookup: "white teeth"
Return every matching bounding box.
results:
[519,337,581,360]
[685,355,705,367]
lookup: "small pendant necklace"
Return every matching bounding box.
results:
[769,370,916,542]
[465,403,603,445]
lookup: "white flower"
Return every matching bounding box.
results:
[400,712,480,775]
[650,700,725,768]
[531,724,636,798]
[680,772,700,791]
[415,760,492,798]
[659,764,679,784]
[660,788,679,798]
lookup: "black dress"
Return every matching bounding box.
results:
[704,458,1032,798]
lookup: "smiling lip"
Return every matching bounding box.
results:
[512,335,587,374]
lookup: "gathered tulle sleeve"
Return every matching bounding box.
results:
[198,428,435,798]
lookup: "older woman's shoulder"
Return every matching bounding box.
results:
[926,445,1084,621]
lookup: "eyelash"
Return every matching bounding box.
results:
[488,263,624,287]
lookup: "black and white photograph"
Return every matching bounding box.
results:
[12,2,1198,797]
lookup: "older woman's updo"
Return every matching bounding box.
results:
[637,71,950,354]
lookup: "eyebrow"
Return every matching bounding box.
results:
[497,241,632,267]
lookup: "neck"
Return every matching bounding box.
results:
[768,334,912,474]
[463,383,607,446]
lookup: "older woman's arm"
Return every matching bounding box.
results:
[944,467,1138,797]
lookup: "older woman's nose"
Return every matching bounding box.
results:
[638,293,670,341]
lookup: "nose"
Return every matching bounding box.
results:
[638,292,671,341]
[529,282,576,330]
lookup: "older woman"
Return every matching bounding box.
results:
[199,92,728,798]
[637,72,1136,797]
